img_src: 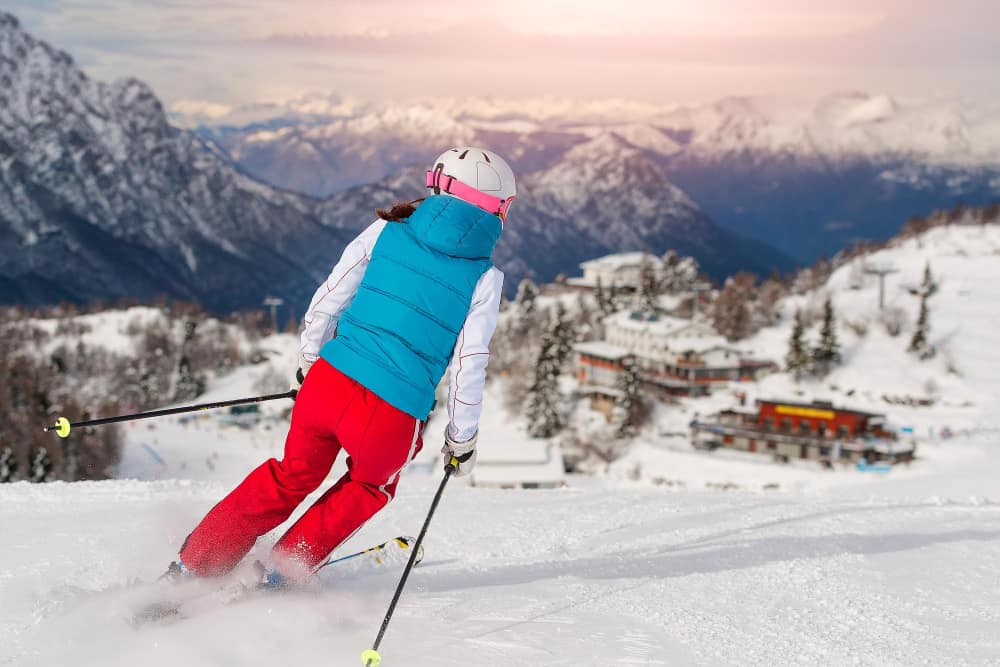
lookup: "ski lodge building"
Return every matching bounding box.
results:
[574,311,776,404]
[469,440,566,490]
[690,400,914,465]
[565,252,660,292]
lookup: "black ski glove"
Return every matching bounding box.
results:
[290,355,313,399]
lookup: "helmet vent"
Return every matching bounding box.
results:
[458,149,469,159]
[481,152,491,163]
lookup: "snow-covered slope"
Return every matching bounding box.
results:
[2,393,999,666]
[747,220,1000,427]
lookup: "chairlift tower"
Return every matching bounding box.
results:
[263,296,284,333]
[689,281,712,320]
[863,265,898,310]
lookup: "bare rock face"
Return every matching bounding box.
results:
[0,12,350,311]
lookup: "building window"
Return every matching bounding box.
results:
[780,419,792,432]
[818,422,827,437]
[799,421,812,434]
[837,425,849,438]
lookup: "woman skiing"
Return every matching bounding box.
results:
[171,147,515,583]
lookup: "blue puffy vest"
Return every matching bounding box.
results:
[320,195,501,420]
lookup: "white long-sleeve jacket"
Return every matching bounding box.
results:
[299,219,503,442]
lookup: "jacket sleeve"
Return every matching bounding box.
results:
[299,219,387,362]
[445,267,505,442]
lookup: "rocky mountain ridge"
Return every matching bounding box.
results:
[194,91,1000,261]
[0,12,793,309]
[0,12,350,311]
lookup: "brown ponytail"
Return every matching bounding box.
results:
[376,198,424,222]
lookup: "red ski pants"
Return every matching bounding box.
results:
[179,359,424,576]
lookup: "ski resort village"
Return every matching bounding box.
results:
[3,6,1000,667]
[4,206,1000,665]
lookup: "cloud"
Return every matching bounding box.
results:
[254,13,999,69]
[4,0,998,108]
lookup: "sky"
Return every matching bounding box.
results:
[5,0,1000,113]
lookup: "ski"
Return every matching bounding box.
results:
[316,535,423,572]
[130,535,422,628]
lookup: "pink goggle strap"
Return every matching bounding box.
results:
[426,170,514,222]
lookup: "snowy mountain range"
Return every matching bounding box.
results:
[318,135,794,282]
[0,13,351,312]
[0,12,793,309]
[191,92,1000,262]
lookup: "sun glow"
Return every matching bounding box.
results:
[497,0,888,37]
[241,0,888,39]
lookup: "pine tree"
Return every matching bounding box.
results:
[550,302,576,368]
[785,310,809,380]
[516,278,539,316]
[615,356,643,438]
[908,289,936,360]
[661,250,700,294]
[525,327,562,438]
[920,262,938,298]
[30,447,53,483]
[662,249,678,273]
[607,280,623,313]
[173,355,206,401]
[0,446,16,483]
[595,276,615,317]
[137,360,163,408]
[812,297,841,376]
[635,254,659,315]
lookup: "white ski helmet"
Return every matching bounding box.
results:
[426,147,516,222]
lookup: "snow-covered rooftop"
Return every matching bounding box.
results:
[471,442,566,488]
[574,341,630,360]
[579,251,658,272]
[606,311,714,337]
[671,337,740,354]
[564,276,595,288]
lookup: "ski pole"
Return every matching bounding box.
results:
[42,391,296,438]
[361,458,458,667]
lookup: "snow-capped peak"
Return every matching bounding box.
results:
[838,93,897,127]
[656,92,1000,165]
[530,132,698,220]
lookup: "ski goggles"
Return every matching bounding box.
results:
[426,169,515,223]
